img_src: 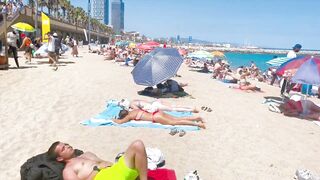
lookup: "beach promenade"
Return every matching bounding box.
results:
[1,47,320,179]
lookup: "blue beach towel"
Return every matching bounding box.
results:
[81,100,199,131]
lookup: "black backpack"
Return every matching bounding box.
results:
[20,149,83,180]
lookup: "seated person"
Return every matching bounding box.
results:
[114,109,206,129]
[278,99,320,121]
[197,63,209,73]
[48,140,148,180]
[163,79,187,93]
[120,99,198,113]
[238,69,261,91]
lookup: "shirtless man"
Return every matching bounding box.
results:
[47,140,148,180]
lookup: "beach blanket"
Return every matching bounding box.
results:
[81,100,199,131]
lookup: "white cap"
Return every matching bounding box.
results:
[53,33,58,37]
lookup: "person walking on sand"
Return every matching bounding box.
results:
[20,34,33,64]
[47,32,58,71]
[7,30,20,68]
[70,37,78,57]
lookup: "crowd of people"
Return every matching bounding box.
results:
[5,28,81,70]
[0,0,24,19]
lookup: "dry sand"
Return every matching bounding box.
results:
[1,47,320,180]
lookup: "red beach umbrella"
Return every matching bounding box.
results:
[276,55,312,76]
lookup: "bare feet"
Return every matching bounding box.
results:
[197,122,206,129]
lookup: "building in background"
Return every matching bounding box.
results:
[111,0,124,34]
[92,0,109,25]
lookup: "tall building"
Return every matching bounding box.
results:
[92,0,109,25]
[111,0,124,34]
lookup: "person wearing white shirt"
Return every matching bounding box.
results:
[46,32,58,71]
[7,31,19,68]
[287,44,302,58]
[281,44,302,95]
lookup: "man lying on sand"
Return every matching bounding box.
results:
[48,140,148,180]
[113,109,206,129]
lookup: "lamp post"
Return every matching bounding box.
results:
[88,0,91,46]
[4,12,8,69]
[34,0,39,37]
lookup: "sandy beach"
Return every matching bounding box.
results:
[1,46,320,180]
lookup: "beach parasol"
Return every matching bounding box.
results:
[212,51,225,57]
[266,57,291,67]
[137,44,154,52]
[132,48,183,86]
[145,41,160,47]
[129,42,137,48]
[11,22,35,32]
[187,50,213,60]
[276,55,311,76]
[291,56,320,85]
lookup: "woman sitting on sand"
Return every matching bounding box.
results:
[238,68,261,91]
[277,99,320,121]
[113,109,206,129]
[119,99,199,113]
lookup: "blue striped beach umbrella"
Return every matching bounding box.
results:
[132,48,183,86]
[266,57,291,67]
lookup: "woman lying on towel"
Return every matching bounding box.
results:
[119,99,199,113]
[113,109,206,129]
[278,99,320,121]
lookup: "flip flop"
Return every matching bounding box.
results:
[179,130,186,137]
[169,128,178,136]
[201,106,212,112]
[201,106,207,111]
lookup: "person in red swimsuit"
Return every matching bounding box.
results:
[113,109,206,129]
[279,99,320,121]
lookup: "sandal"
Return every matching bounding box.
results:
[179,130,186,137]
[169,128,178,136]
[201,106,212,112]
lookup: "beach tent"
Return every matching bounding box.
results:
[132,48,183,86]
[187,50,213,60]
[266,57,291,67]
[34,44,69,57]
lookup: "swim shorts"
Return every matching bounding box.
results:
[94,156,139,180]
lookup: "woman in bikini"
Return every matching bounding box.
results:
[278,99,320,121]
[119,99,199,113]
[113,109,206,129]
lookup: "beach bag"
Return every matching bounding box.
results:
[20,149,83,180]
[148,168,177,180]
[146,147,165,170]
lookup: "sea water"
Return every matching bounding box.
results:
[225,52,286,71]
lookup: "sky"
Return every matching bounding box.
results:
[29,0,320,50]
